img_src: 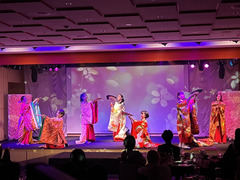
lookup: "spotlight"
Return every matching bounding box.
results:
[132,44,138,47]
[196,42,201,45]
[190,64,195,68]
[54,67,58,71]
[161,43,167,46]
[198,61,204,71]
[33,47,37,50]
[232,40,239,44]
[204,62,209,68]
[49,67,53,71]
[218,61,226,79]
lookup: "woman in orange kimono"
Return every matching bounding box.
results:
[75,93,101,144]
[18,96,40,145]
[177,92,198,149]
[209,93,226,143]
[128,110,158,148]
[108,94,128,141]
[38,109,67,148]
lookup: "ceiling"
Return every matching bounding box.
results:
[0,0,240,53]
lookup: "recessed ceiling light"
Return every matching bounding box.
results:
[125,23,132,26]
[66,2,72,5]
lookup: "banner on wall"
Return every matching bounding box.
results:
[220,91,240,140]
[8,94,32,140]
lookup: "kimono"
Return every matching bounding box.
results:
[18,102,41,144]
[131,119,158,148]
[196,101,226,147]
[189,98,199,135]
[108,102,127,141]
[209,101,226,143]
[76,101,98,144]
[177,99,192,144]
[38,116,67,148]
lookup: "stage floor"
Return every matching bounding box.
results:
[1,135,232,155]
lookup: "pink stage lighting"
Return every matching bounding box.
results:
[190,64,195,68]
[204,63,209,68]
[49,67,53,71]
[55,67,59,71]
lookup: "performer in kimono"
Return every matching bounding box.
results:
[38,109,67,148]
[75,93,101,144]
[128,110,159,148]
[177,91,199,149]
[18,96,41,145]
[107,94,128,141]
[209,93,226,143]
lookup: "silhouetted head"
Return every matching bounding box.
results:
[124,135,135,150]
[177,92,185,101]
[141,110,149,119]
[147,150,159,165]
[117,94,124,103]
[70,149,86,167]
[235,128,240,142]
[162,130,173,144]
[57,109,65,117]
[20,96,27,103]
[80,93,87,102]
[216,93,223,102]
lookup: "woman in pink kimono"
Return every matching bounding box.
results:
[108,94,128,141]
[18,96,40,145]
[76,93,101,144]
[128,110,159,148]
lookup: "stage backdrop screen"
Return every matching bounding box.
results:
[66,65,188,134]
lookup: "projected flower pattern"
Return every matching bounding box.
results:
[77,67,98,82]
[151,84,174,107]
[231,71,239,89]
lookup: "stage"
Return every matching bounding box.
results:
[1,135,232,164]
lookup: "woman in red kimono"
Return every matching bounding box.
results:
[75,93,101,144]
[38,109,67,148]
[209,93,226,143]
[18,96,40,145]
[177,92,199,149]
[128,110,158,148]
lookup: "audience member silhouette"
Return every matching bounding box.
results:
[0,146,20,180]
[221,128,240,180]
[87,164,108,180]
[138,150,172,180]
[121,135,146,168]
[61,149,87,180]
[157,130,180,161]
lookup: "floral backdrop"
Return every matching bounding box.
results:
[21,60,239,137]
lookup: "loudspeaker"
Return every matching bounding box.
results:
[31,68,38,82]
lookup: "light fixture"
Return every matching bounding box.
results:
[161,43,167,46]
[204,62,209,68]
[198,61,204,71]
[218,61,226,79]
[232,40,239,44]
[1,48,5,51]
[54,67,59,71]
[33,47,37,50]
[196,42,201,45]
[189,61,196,69]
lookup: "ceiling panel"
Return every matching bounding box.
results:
[79,23,116,34]
[178,0,220,12]
[146,20,179,32]
[217,2,240,17]
[151,31,181,41]
[179,13,216,25]
[94,34,127,43]
[118,27,150,36]
[105,15,145,28]
[180,25,212,35]
[57,9,105,23]
[137,5,178,20]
